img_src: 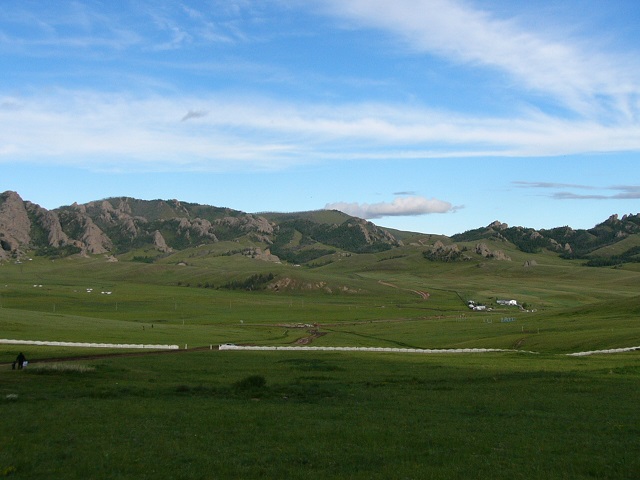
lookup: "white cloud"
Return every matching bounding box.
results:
[2,90,640,172]
[0,91,302,171]
[326,196,456,219]
[319,0,640,120]
[3,1,639,174]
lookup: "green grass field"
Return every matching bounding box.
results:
[1,244,639,478]
[2,351,639,479]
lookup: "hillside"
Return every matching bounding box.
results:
[2,190,640,355]
[451,214,640,266]
[2,190,640,268]
[0,191,401,263]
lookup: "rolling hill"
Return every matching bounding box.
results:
[1,190,640,268]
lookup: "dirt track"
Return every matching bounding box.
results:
[378,280,430,299]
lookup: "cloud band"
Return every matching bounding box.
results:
[325,196,457,219]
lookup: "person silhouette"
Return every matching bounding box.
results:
[16,352,26,369]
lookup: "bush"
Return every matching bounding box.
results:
[233,375,267,392]
[221,273,275,291]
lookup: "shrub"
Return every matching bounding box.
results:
[233,375,267,392]
[221,273,275,291]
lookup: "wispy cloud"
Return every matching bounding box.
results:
[513,181,598,191]
[0,3,142,51]
[325,196,458,219]
[181,109,208,121]
[319,0,640,121]
[2,90,640,172]
[514,181,640,200]
[0,1,250,54]
[553,186,640,200]
[611,186,640,199]
[2,1,640,173]
[393,190,416,196]
[0,92,303,171]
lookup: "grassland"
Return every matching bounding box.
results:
[2,351,639,479]
[1,241,639,478]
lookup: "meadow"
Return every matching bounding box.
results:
[1,242,640,478]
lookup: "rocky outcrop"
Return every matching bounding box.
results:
[88,199,142,238]
[175,217,218,242]
[0,191,31,258]
[424,240,471,262]
[548,239,562,251]
[77,214,113,254]
[488,220,508,231]
[345,218,402,247]
[26,202,69,248]
[475,243,511,261]
[426,240,511,262]
[245,247,280,263]
[215,215,274,234]
[153,230,172,253]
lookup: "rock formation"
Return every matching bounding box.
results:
[0,191,31,258]
[474,243,511,261]
[26,202,69,248]
[153,230,172,253]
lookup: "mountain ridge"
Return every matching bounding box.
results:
[0,191,401,262]
[1,190,639,267]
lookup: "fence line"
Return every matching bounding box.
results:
[219,344,640,356]
[566,346,640,356]
[0,339,179,350]
[219,345,519,354]
[3,339,637,355]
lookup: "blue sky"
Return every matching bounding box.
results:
[1,0,640,236]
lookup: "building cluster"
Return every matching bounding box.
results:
[467,299,519,311]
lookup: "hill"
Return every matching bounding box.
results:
[451,214,640,266]
[2,190,640,355]
[0,191,401,263]
[2,190,640,267]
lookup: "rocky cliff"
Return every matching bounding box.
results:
[0,191,31,259]
[0,191,402,261]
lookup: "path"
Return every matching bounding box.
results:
[378,280,430,300]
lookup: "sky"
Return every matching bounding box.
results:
[1,0,640,236]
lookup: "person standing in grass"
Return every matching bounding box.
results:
[15,352,26,369]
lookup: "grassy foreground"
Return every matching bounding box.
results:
[2,349,639,479]
[1,245,640,478]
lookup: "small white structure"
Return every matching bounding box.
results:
[468,300,487,311]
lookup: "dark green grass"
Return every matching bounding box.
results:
[1,351,639,479]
